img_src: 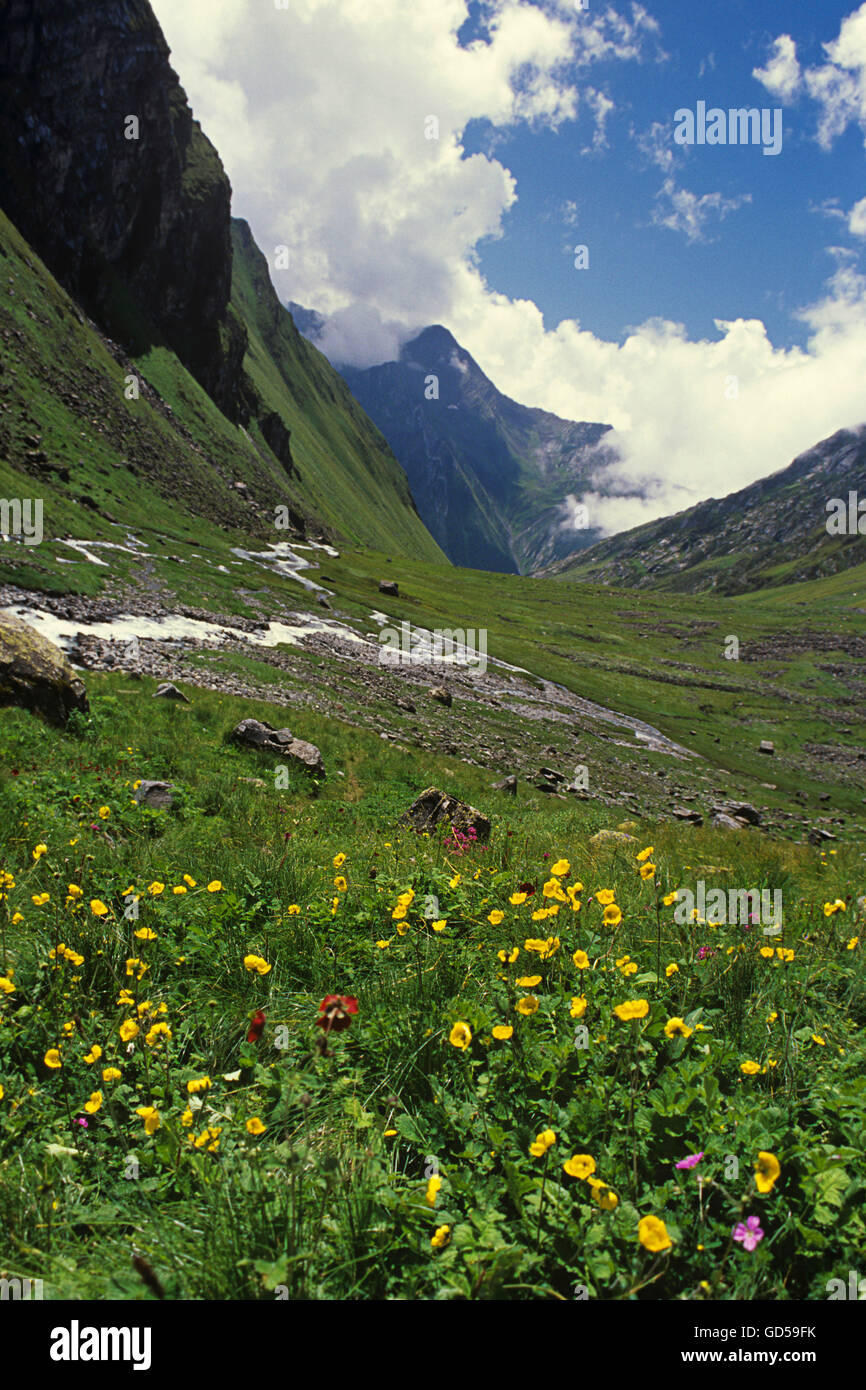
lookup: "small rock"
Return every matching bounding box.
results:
[153,682,190,703]
[378,580,399,597]
[399,786,490,842]
[493,774,517,795]
[726,802,762,826]
[712,812,744,831]
[808,827,837,844]
[672,806,703,825]
[133,780,174,810]
[758,740,775,755]
[430,686,452,707]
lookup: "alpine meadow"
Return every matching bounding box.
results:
[1,0,865,1333]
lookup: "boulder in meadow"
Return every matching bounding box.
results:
[0,612,88,726]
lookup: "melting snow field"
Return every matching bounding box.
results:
[1,606,371,656]
[229,542,332,593]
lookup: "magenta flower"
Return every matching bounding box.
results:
[697,946,716,959]
[676,1151,704,1170]
[733,1216,764,1251]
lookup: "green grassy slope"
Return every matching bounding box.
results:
[230,221,445,563]
[0,207,444,595]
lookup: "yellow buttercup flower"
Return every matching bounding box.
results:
[246,1117,266,1136]
[572,949,590,970]
[603,904,622,927]
[551,859,570,877]
[136,1106,161,1135]
[84,1091,103,1114]
[529,1129,556,1158]
[492,1025,513,1040]
[98,806,110,820]
[665,962,679,977]
[740,1060,762,1075]
[183,875,197,888]
[614,999,649,1021]
[509,892,528,906]
[497,947,519,963]
[516,975,542,987]
[83,1045,102,1065]
[243,954,272,975]
[187,1076,212,1094]
[636,846,654,862]
[595,889,615,906]
[664,1017,692,1039]
[638,1215,672,1252]
[431,1225,450,1249]
[147,881,165,896]
[449,1021,472,1050]
[0,976,15,995]
[594,1185,618,1210]
[662,892,678,907]
[570,996,587,1018]
[333,853,346,868]
[67,884,83,899]
[563,1154,595,1180]
[102,1067,122,1083]
[639,863,656,881]
[431,920,447,932]
[44,1048,62,1069]
[133,927,157,941]
[206,881,223,893]
[516,996,539,1016]
[31,892,50,906]
[488,909,505,925]
[425,1175,442,1206]
[754,1151,780,1194]
[119,1020,139,1043]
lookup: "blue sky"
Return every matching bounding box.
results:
[152,0,866,534]
[460,0,863,349]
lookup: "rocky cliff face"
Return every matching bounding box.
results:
[0,0,245,419]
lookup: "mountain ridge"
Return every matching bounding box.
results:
[546,425,866,593]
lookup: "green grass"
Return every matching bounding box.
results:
[1,676,864,1300]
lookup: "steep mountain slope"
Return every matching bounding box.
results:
[546,426,866,594]
[232,224,442,561]
[0,0,444,566]
[336,324,614,573]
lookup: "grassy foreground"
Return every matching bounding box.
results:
[0,677,864,1301]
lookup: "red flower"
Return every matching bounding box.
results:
[517,882,536,897]
[316,995,359,1033]
[247,1009,266,1043]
